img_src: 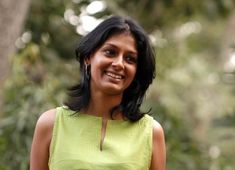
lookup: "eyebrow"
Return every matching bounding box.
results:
[103,43,138,55]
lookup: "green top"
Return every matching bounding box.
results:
[49,106,153,170]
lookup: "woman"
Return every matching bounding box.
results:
[30,15,166,170]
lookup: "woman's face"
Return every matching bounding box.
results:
[87,33,138,96]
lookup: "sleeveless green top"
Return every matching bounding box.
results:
[49,106,153,170]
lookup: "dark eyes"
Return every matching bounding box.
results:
[104,49,116,57]
[125,55,137,64]
[103,48,137,64]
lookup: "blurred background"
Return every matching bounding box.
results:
[0,0,235,169]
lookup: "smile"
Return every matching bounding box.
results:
[105,71,124,79]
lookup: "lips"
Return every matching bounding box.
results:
[104,71,124,79]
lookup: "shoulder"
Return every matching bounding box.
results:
[30,108,57,170]
[34,108,57,141]
[141,115,165,143]
[152,119,165,151]
[141,114,163,132]
[37,108,57,130]
[150,119,166,170]
[152,120,164,139]
[32,108,57,150]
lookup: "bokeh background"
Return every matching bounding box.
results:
[1,0,235,169]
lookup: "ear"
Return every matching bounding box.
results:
[84,57,91,65]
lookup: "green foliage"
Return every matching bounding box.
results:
[1,0,235,169]
[0,42,79,169]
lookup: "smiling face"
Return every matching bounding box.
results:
[87,32,138,96]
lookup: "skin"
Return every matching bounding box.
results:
[85,32,138,118]
[150,121,166,170]
[30,33,166,170]
[30,109,56,170]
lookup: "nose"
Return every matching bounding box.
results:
[111,55,124,70]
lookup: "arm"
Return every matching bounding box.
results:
[150,120,166,170]
[30,109,56,170]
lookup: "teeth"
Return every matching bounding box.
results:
[106,72,123,79]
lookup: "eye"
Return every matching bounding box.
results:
[103,48,116,57]
[125,55,137,64]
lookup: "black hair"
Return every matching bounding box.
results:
[64,15,156,122]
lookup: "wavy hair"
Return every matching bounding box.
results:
[65,15,156,122]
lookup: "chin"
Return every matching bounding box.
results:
[102,85,125,96]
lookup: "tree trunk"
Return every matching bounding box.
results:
[0,0,31,112]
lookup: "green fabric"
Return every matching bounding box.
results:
[49,106,153,170]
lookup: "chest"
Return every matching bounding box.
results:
[49,114,152,170]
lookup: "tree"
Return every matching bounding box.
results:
[0,0,31,111]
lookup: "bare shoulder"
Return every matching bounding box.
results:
[33,108,57,143]
[152,120,164,139]
[37,108,57,128]
[150,119,166,170]
[30,108,57,170]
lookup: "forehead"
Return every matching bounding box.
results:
[102,33,137,53]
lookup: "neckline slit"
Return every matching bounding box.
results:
[100,117,108,151]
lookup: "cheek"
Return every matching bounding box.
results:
[91,66,101,79]
[90,58,101,73]
[126,66,137,86]
[130,66,137,78]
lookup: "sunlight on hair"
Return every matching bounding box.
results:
[86,1,106,15]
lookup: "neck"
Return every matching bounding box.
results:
[84,92,123,119]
